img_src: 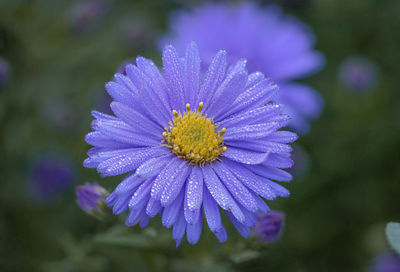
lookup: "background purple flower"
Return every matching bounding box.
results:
[0,56,10,88]
[369,252,400,272]
[68,0,107,33]
[254,210,285,242]
[161,2,324,133]
[28,154,76,201]
[339,56,378,92]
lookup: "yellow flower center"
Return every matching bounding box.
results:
[163,102,227,167]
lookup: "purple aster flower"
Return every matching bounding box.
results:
[369,252,400,272]
[84,42,297,246]
[161,2,324,133]
[76,182,109,219]
[0,56,10,88]
[339,56,378,92]
[254,210,285,242]
[29,154,76,201]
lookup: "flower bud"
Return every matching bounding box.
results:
[76,182,109,220]
[254,211,285,243]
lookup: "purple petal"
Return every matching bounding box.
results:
[128,178,154,209]
[110,101,162,136]
[160,163,190,207]
[114,173,144,195]
[213,163,258,212]
[219,78,278,120]
[264,131,298,143]
[97,146,167,177]
[195,50,227,107]
[134,155,172,179]
[162,45,185,111]
[186,212,202,245]
[146,197,162,217]
[213,225,227,243]
[203,186,222,232]
[135,57,172,113]
[162,189,184,228]
[185,166,203,212]
[223,146,269,165]
[202,165,245,223]
[245,164,292,182]
[225,159,277,200]
[172,212,186,247]
[91,119,159,146]
[263,153,293,168]
[126,64,170,126]
[206,64,248,119]
[226,211,250,238]
[105,81,139,109]
[150,157,181,200]
[219,104,282,128]
[85,132,131,148]
[223,122,279,141]
[184,42,201,106]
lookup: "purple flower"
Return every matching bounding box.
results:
[0,56,10,88]
[254,210,285,242]
[370,252,400,272]
[29,154,76,200]
[76,182,109,219]
[84,42,297,246]
[68,0,106,33]
[161,2,324,133]
[339,56,378,92]
[120,15,154,49]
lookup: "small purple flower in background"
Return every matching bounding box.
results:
[369,252,400,272]
[0,56,10,88]
[68,0,107,33]
[120,15,155,49]
[41,99,79,130]
[84,42,297,246]
[76,182,109,219]
[339,56,378,92]
[28,154,76,201]
[161,2,324,133]
[254,211,285,243]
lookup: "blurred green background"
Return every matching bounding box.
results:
[1,0,399,271]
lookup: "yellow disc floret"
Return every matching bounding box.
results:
[163,102,227,167]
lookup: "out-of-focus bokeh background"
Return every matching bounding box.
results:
[1,0,399,271]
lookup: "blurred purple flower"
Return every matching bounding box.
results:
[254,210,285,242]
[76,182,109,219]
[68,0,106,32]
[29,154,76,200]
[120,15,154,49]
[42,99,79,130]
[0,56,10,88]
[162,2,324,133]
[370,252,400,272]
[339,56,378,92]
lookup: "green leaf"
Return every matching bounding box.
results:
[386,222,400,255]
